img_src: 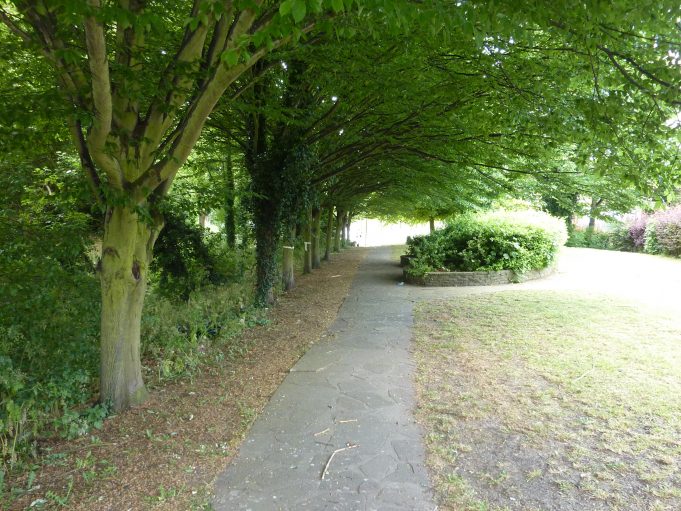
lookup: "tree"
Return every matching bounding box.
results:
[0,0,390,410]
[3,0,680,413]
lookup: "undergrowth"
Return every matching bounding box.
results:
[1,208,263,507]
[1,267,265,507]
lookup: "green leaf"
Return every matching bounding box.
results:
[279,0,294,16]
[292,0,306,23]
[220,49,239,67]
[331,0,344,14]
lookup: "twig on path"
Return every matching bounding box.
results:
[314,428,330,436]
[321,443,359,480]
[336,419,358,424]
[290,362,335,374]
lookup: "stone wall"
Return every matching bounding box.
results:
[404,266,554,287]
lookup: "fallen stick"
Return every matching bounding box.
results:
[573,360,596,383]
[321,443,359,480]
[290,362,335,374]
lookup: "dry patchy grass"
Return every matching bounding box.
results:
[414,291,681,511]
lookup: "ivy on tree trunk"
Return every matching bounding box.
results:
[324,206,334,261]
[311,207,322,269]
[224,149,236,249]
[303,209,313,274]
[334,208,344,252]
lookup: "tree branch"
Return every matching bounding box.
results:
[301,99,341,142]
[84,0,120,185]
[111,0,146,134]
[598,45,677,90]
[133,11,310,200]
[0,7,32,42]
[69,119,104,204]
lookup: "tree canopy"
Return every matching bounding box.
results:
[1,0,680,415]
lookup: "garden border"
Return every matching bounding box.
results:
[403,264,555,287]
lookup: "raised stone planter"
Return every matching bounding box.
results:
[404,266,555,287]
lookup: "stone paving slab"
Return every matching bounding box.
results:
[212,247,436,511]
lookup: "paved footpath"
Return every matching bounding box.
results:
[213,246,436,511]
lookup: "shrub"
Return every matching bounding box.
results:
[405,210,566,277]
[646,206,681,257]
[577,216,649,253]
[643,221,662,255]
[405,233,448,269]
[566,229,613,250]
[0,162,102,470]
[553,208,681,258]
[628,215,648,250]
[609,223,638,252]
[152,210,249,300]
[0,166,258,471]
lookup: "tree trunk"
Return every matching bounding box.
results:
[587,197,602,232]
[199,213,207,228]
[303,209,312,274]
[282,226,296,291]
[340,211,347,247]
[429,216,435,233]
[324,207,334,261]
[311,207,321,269]
[224,150,236,249]
[334,208,343,252]
[246,72,274,305]
[587,216,596,230]
[254,198,278,306]
[345,213,352,245]
[99,206,161,412]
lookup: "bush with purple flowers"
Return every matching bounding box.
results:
[628,215,648,250]
[646,206,681,257]
[604,207,681,257]
[567,207,681,258]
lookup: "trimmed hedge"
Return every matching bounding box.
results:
[406,211,567,277]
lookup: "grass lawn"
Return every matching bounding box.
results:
[414,291,681,511]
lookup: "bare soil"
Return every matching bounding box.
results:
[8,248,367,511]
